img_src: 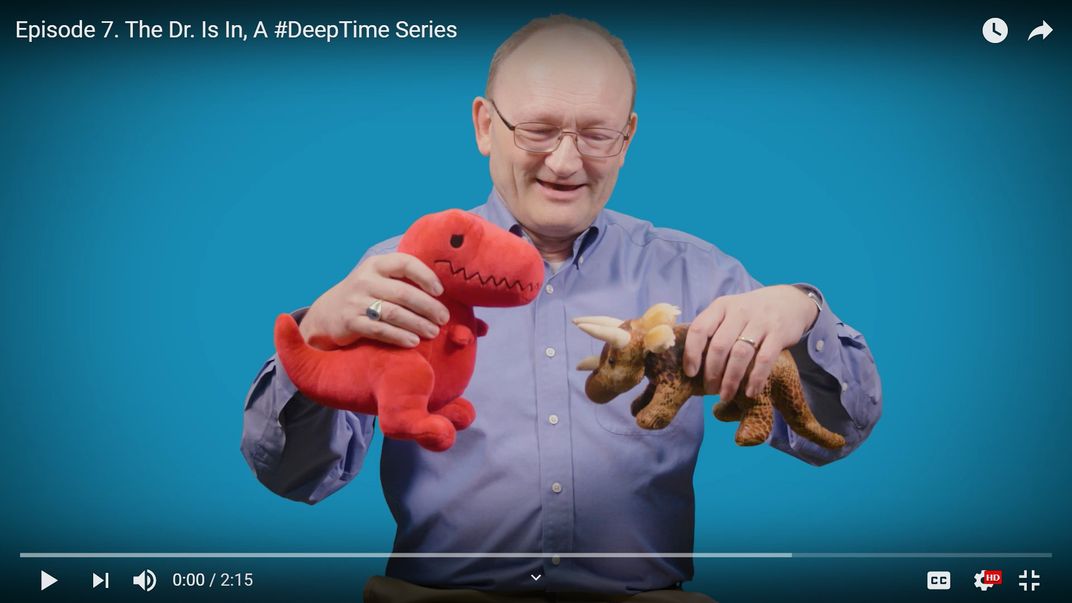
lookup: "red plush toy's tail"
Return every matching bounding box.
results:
[273,313,374,412]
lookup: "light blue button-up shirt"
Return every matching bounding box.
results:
[241,190,882,594]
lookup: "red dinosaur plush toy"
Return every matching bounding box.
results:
[273,209,543,451]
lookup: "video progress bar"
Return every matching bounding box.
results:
[19,552,1054,559]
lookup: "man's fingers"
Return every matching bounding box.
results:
[703,314,747,394]
[345,312,420,348]
[369,278,450,326]
[717,336,758,401]
[744,335,785,399]
[683,304,725,377]
[378,253,444,297]
[359,296,440,340]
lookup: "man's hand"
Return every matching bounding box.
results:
[683,285,819,400]
[298,253,450,350]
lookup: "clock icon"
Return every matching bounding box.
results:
[983,17,1008,44]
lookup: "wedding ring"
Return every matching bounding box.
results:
[736,335,758,350]
[366,299,384,321]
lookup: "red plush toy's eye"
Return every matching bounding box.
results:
[450,234,464,248]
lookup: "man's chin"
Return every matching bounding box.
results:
[522,212,595,240]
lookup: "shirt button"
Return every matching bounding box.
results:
[578,256,584,265]
[551,482,562,493]
[548,414,559,425]
[545,284,554,294]
[545,347,556,358]
[815,339,825,352]
[841,381,848,392]
[551,555,561,566]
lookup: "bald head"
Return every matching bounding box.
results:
[486,16,636,113]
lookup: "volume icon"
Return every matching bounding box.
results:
[132,569,157,592]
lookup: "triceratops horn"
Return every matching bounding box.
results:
[576,355,601,371]
[571,315,625,328]
[577,323,631,349]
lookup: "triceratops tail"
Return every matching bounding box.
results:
[769,353,847,449]
[273,313,372,411]
[775,396,847,449]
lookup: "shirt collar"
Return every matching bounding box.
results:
[477,188,607,270]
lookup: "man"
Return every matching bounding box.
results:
[242,15,881,601]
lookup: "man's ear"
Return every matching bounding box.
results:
[617,112,638,168]
[472,96,492,157]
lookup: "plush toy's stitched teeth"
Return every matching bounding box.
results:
[434,260,535,292]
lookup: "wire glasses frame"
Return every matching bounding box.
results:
[488,99,631,158]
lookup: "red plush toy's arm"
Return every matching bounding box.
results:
[476,319,489,337]
[447,324,476,347]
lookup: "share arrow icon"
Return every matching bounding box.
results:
[1028,20,1053,40]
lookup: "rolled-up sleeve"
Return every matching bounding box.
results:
[240,309,377,504]
[769,286,882,465]
[241,242,403,503]
[691,246,881,466]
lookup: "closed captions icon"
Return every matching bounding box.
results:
[927,570,951,590]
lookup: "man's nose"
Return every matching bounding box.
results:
[544,133,583,176]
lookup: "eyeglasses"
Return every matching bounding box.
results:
[488,99,631,159]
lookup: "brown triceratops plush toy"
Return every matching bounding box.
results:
[574,303,845,449]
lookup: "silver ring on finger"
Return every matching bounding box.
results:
[366,299,384,322]
[735,335,759,351]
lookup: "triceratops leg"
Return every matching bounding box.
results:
[713,397,745,422]
[374,358,457,452]
[635,382,694,430]
[733,398,774,446]
[768,354,846,449]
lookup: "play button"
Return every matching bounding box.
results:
[40,571,58,591]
